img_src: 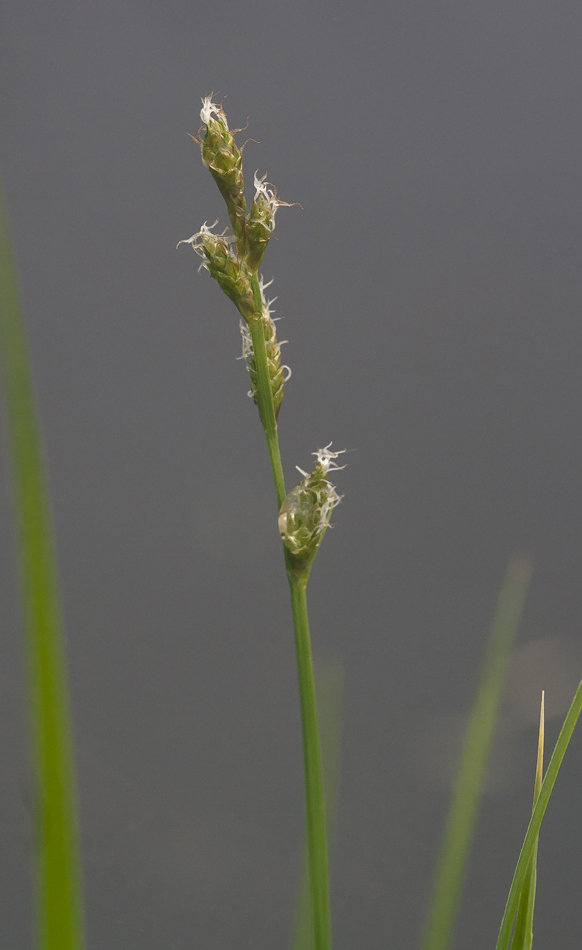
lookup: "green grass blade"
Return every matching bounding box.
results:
[510,693,544,950]
[0,181,85,950]
[421,553,534,950]
[495,679,582,950]
[292,655,344,950]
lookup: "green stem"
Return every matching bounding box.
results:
[247,273,331,950]
[289,582,332,950]
[0,183,85,949]
[292,656,344,950]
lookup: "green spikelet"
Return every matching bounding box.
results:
[246,172,292,273]
[246,195,272,272]
[199,97,246,249]
[179,97,296,420]
[246,176,275,273]
[177,223,258,323]
[240,315,287,420]
[279,446,345,583]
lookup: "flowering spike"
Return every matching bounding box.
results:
[181,97,295,416]
[246,171,294,272]
[279,447,344,583]
[177,221,258,323]
[199,96,247,249]
[237,277,289,418]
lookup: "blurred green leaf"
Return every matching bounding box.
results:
[422,553,534,950]
[0,181,85,950]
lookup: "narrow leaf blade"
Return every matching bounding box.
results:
[510,692,544,950]
[0,181,85,950]
[496,681,582,950]
[422,553,534,950]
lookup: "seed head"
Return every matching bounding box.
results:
[177,221,257,323]
[237,276,290,419]
[279,445,345,583]
[199,96,247,248]
[246,172,293,272]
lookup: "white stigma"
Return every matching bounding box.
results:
[200,96,223,126]
[237,319,254,363]
[313,443,347,474]
[253,171,292,230]
[176,219,220,251]
[258,275,278,320]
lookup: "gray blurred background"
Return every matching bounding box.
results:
[1,0,582,947]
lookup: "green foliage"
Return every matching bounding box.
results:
[422,554,534,950]
[496,679,582,950]
[0,182,85,949]
[509,694,544,950]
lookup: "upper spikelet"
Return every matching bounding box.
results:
[246,172,293,272]
[199,96,247,250]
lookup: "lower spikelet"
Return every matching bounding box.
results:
[278,445,345,573]
[237,278,290,419]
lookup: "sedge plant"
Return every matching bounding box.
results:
[1,92,582,950]
[178,95,342,950]
[178,96,582,950]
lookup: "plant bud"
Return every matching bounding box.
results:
[279,445,345,582]
[199,97,247,248]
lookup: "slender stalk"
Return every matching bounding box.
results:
[292,656,344,950]
[289,582,332,950]
[247,274,331,950]
[0,183,85,949]
[422,553,533,950]
[191,103,332,950]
